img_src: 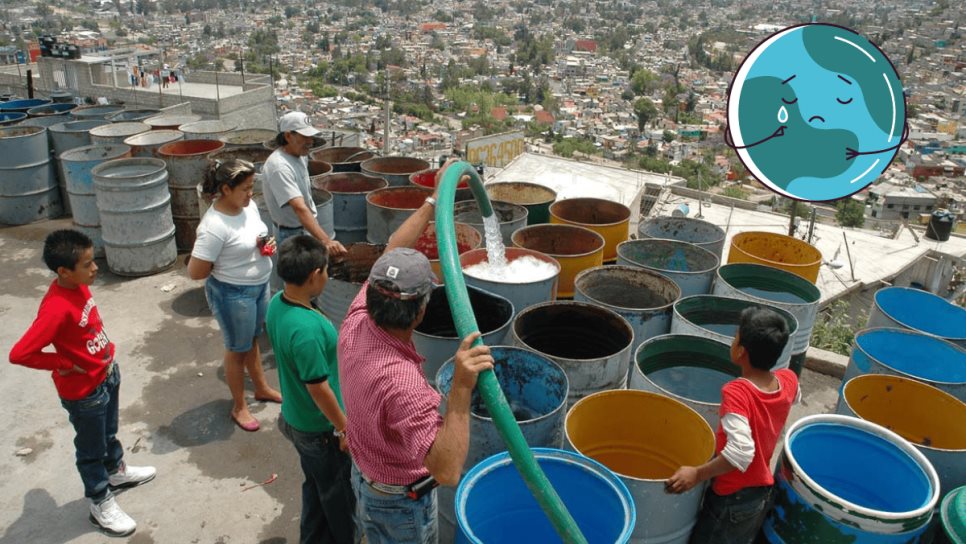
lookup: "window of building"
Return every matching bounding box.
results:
[887,204,894,209]
[914,205,920,210]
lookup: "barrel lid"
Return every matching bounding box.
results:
[943,486,966,544]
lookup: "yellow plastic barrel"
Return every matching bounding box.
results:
[512,224,604,298]
[566,389,715,543]
[838,373,966,500]
[550,197,630,263]
[727,231,823,283]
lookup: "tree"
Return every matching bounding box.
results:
[662,130,675,143]
[836,199,866,228]
[633,97,658,132]
[631,68,659,96]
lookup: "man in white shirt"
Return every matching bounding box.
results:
[263,111,347,258]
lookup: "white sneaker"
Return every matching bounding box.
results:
[108,463,157,489]
[89,496,136,537]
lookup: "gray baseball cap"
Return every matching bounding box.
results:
[368,248,435,300]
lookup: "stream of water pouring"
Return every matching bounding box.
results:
[482,214,507,268]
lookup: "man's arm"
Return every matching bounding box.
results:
[288,196,347,257]
[385,159,467,252]
[423,332,493,486]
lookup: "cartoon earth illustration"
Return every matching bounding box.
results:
[727,24,906,201]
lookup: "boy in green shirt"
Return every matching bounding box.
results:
[267,235,356,544]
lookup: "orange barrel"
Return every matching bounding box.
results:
[550,197,630,262]
[414,221,481,279]
[837,374,966,501]
[511,224,604,298]
[89,122,150,145]
[365,185,433,244]
[158,139,226,251]
[566,390,715,544]
[485,181,557,224]
[361,156,431,187]
[727,231,823,284]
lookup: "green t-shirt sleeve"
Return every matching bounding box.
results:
[291,328,330,385]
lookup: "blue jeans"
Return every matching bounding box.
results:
[279,415,358,544]
[205,276,269,352]
[689,484,773,544]
[351,464,438,544]
[60,365,123,503]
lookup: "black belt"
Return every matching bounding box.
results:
[362,474,438,500]
[274,223,303,231]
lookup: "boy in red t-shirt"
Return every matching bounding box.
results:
[666,307,799,544]
[9,230,156,537]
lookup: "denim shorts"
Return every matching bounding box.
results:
[205,276,269,352]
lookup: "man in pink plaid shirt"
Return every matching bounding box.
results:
[338,165,493,543]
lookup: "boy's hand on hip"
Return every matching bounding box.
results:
[57,364,86,376]
[665,466,699,494]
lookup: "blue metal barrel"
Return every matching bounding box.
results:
[617,239,720,297]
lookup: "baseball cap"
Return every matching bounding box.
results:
[368,248,435,300]
[278,111,321,137]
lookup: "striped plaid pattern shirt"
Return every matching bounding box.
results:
[338,281,443,485]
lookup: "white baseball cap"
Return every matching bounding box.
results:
[278,111,321,137]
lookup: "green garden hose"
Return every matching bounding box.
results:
[434,161,588,544]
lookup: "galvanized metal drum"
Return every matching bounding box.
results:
[208,147,273,193]
[365,185,433,244]
[315,172,387,244]
[70,105,124,121]
[413,285,513,387]
[617,239,720,298]
[158,139,225,251]
[713,263,821,375]
[179,120,237,141]
[763,414,939,543]
[512,301,634,409]
[90,122,151,145]
[217,129,277,150]
[630,334,740,430]
[637,216,727,260]
[106,109,161,122]
[0,126,62,225]
[320,243,385,327]
[49,120,113,212]
[574,265,681,355]
[309,146,374,173]
[143,114,201,131]
[310,184,335,239]
[436,347,569,543]
[361,156,430,187]
[837,374,966,501]
[26,103,76,118]
[92,158,177,276]
[453,199,529,245]
[123,130,184,159]
[566,389,715,544]
[60,144,132,256]
[671,295,799,370]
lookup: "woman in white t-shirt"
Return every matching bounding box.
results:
[188,159,282,432]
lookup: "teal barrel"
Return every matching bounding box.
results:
[106,108,161,122]
[511,301,634,410]
[840,328,966,403]
[436,347,569,544]
[617,239,720,297]
[0,112,27,126]
[69,104,124,120]
[671,294,799,370]
[460,247,561,314]
[574,265,681,355]
[485,181,557,225]
[629,333,739,430]
[413,284,513,387]
[712,263,820,375]
[637,216,727,260]
[455,448,635,544]
[941,486,966,543]
[868,287,966,348]
[763,414,940,543]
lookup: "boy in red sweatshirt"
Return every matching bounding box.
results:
[666,307,798,544]
[9,230,156,537]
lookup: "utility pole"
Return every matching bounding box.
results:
[383,67,390,155]
[788,200,798,236]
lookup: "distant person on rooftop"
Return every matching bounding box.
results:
[666,306,799,544]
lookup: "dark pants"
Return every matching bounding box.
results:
[60,365,123,503]
[689,484,773,544]
[279,415,357,544]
